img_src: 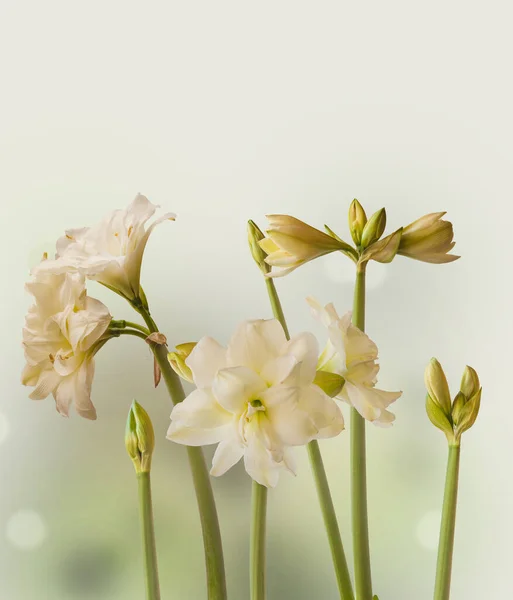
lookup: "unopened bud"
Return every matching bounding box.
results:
[168,342,197,383]
[125,401,155,474]
[424,358,452,415]
[460,365,479,400]
[426,393,454,442]
[452,365,481,440]
[348,199,367,246]
[247,220,270,274]
[360,208,386,248]
[398,212,459,264]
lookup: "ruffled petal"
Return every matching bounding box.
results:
[226,320,287,372]
[212,367,267,413]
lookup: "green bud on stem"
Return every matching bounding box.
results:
[360,207,386,248]
[126,401,156,474]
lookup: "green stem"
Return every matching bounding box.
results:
[308,441,355,600]
[110,319,151,335]
[351,263,373,600]
[113,328,149,341]
[250,481,267,600]
[137,472,161,600]
[265,278,289,338]
[433,444,461,600]
[264,277,354,600]
[131,299,227,600]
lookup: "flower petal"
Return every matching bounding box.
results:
[170,388,232,429]
[226,319,287,372]
[212,367,267,413]
[186,336,227,388]
[243,432,281,488]
[210,439,245,476]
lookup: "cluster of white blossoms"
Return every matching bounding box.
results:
[22,195,402,486]
[22,194,174,418]
[308,298,402,426]
[167,319,344,487]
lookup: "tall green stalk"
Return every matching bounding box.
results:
[132,299,227,600]
[433,444,460,600]
[138,472,161,600]
[351,263,373,600]
[250,482,268,600]
[264,277,354,600]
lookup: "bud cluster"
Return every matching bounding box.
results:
[424,358,482,445]
[247,199,459,278]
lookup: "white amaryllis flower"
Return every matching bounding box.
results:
[308,298,402,426]
[167,319,344,487]
[21,270,111,419]
[32,194,175,301]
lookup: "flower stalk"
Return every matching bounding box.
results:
[131,298,227,600]
[351,262,373,600]
[250,481,268,600]
[138,472,161,600]
[263,273,354,600]
[433,444,460,600]
[125,401,160,600]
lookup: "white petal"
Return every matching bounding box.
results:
[29,369,61,400]
[212,367,267,413]
[280,332,318,384]
[53,374,77,417]
[243,432,281,488]
[73,360,97,420]
[341,381,401,424]
[260,355,297,386]
[167,422,233,446]
[210,440,245,476]
[299,385,344,439]
[171,388,232,429]
[124,210,175,298]
[264,386,319,446]
[186,337,227,388]
[226,319,287,372]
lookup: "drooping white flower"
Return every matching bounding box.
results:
[167,319,344,487]
[32,194,175,301]
[307,298,402,426]
[21,270,111,419]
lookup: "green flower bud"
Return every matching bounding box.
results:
[454,388,481,439]
[125,401,155,474]
[424,358,452,415]
[247,220,270,274]
[460,365,480,400]
[168,342,197,384]
[426,393,454,443]
[348,199,367,246]
[314,370,345,398]
[452,365,481,441]
[360,208,387,248]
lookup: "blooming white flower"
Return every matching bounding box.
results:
[308,298,402,426]
[21,270,111,419]
[32,194,175,301]
[167,319,344,487]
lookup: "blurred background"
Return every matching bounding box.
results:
[1,1,512,598]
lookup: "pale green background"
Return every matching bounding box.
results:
[1,1,511,598]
